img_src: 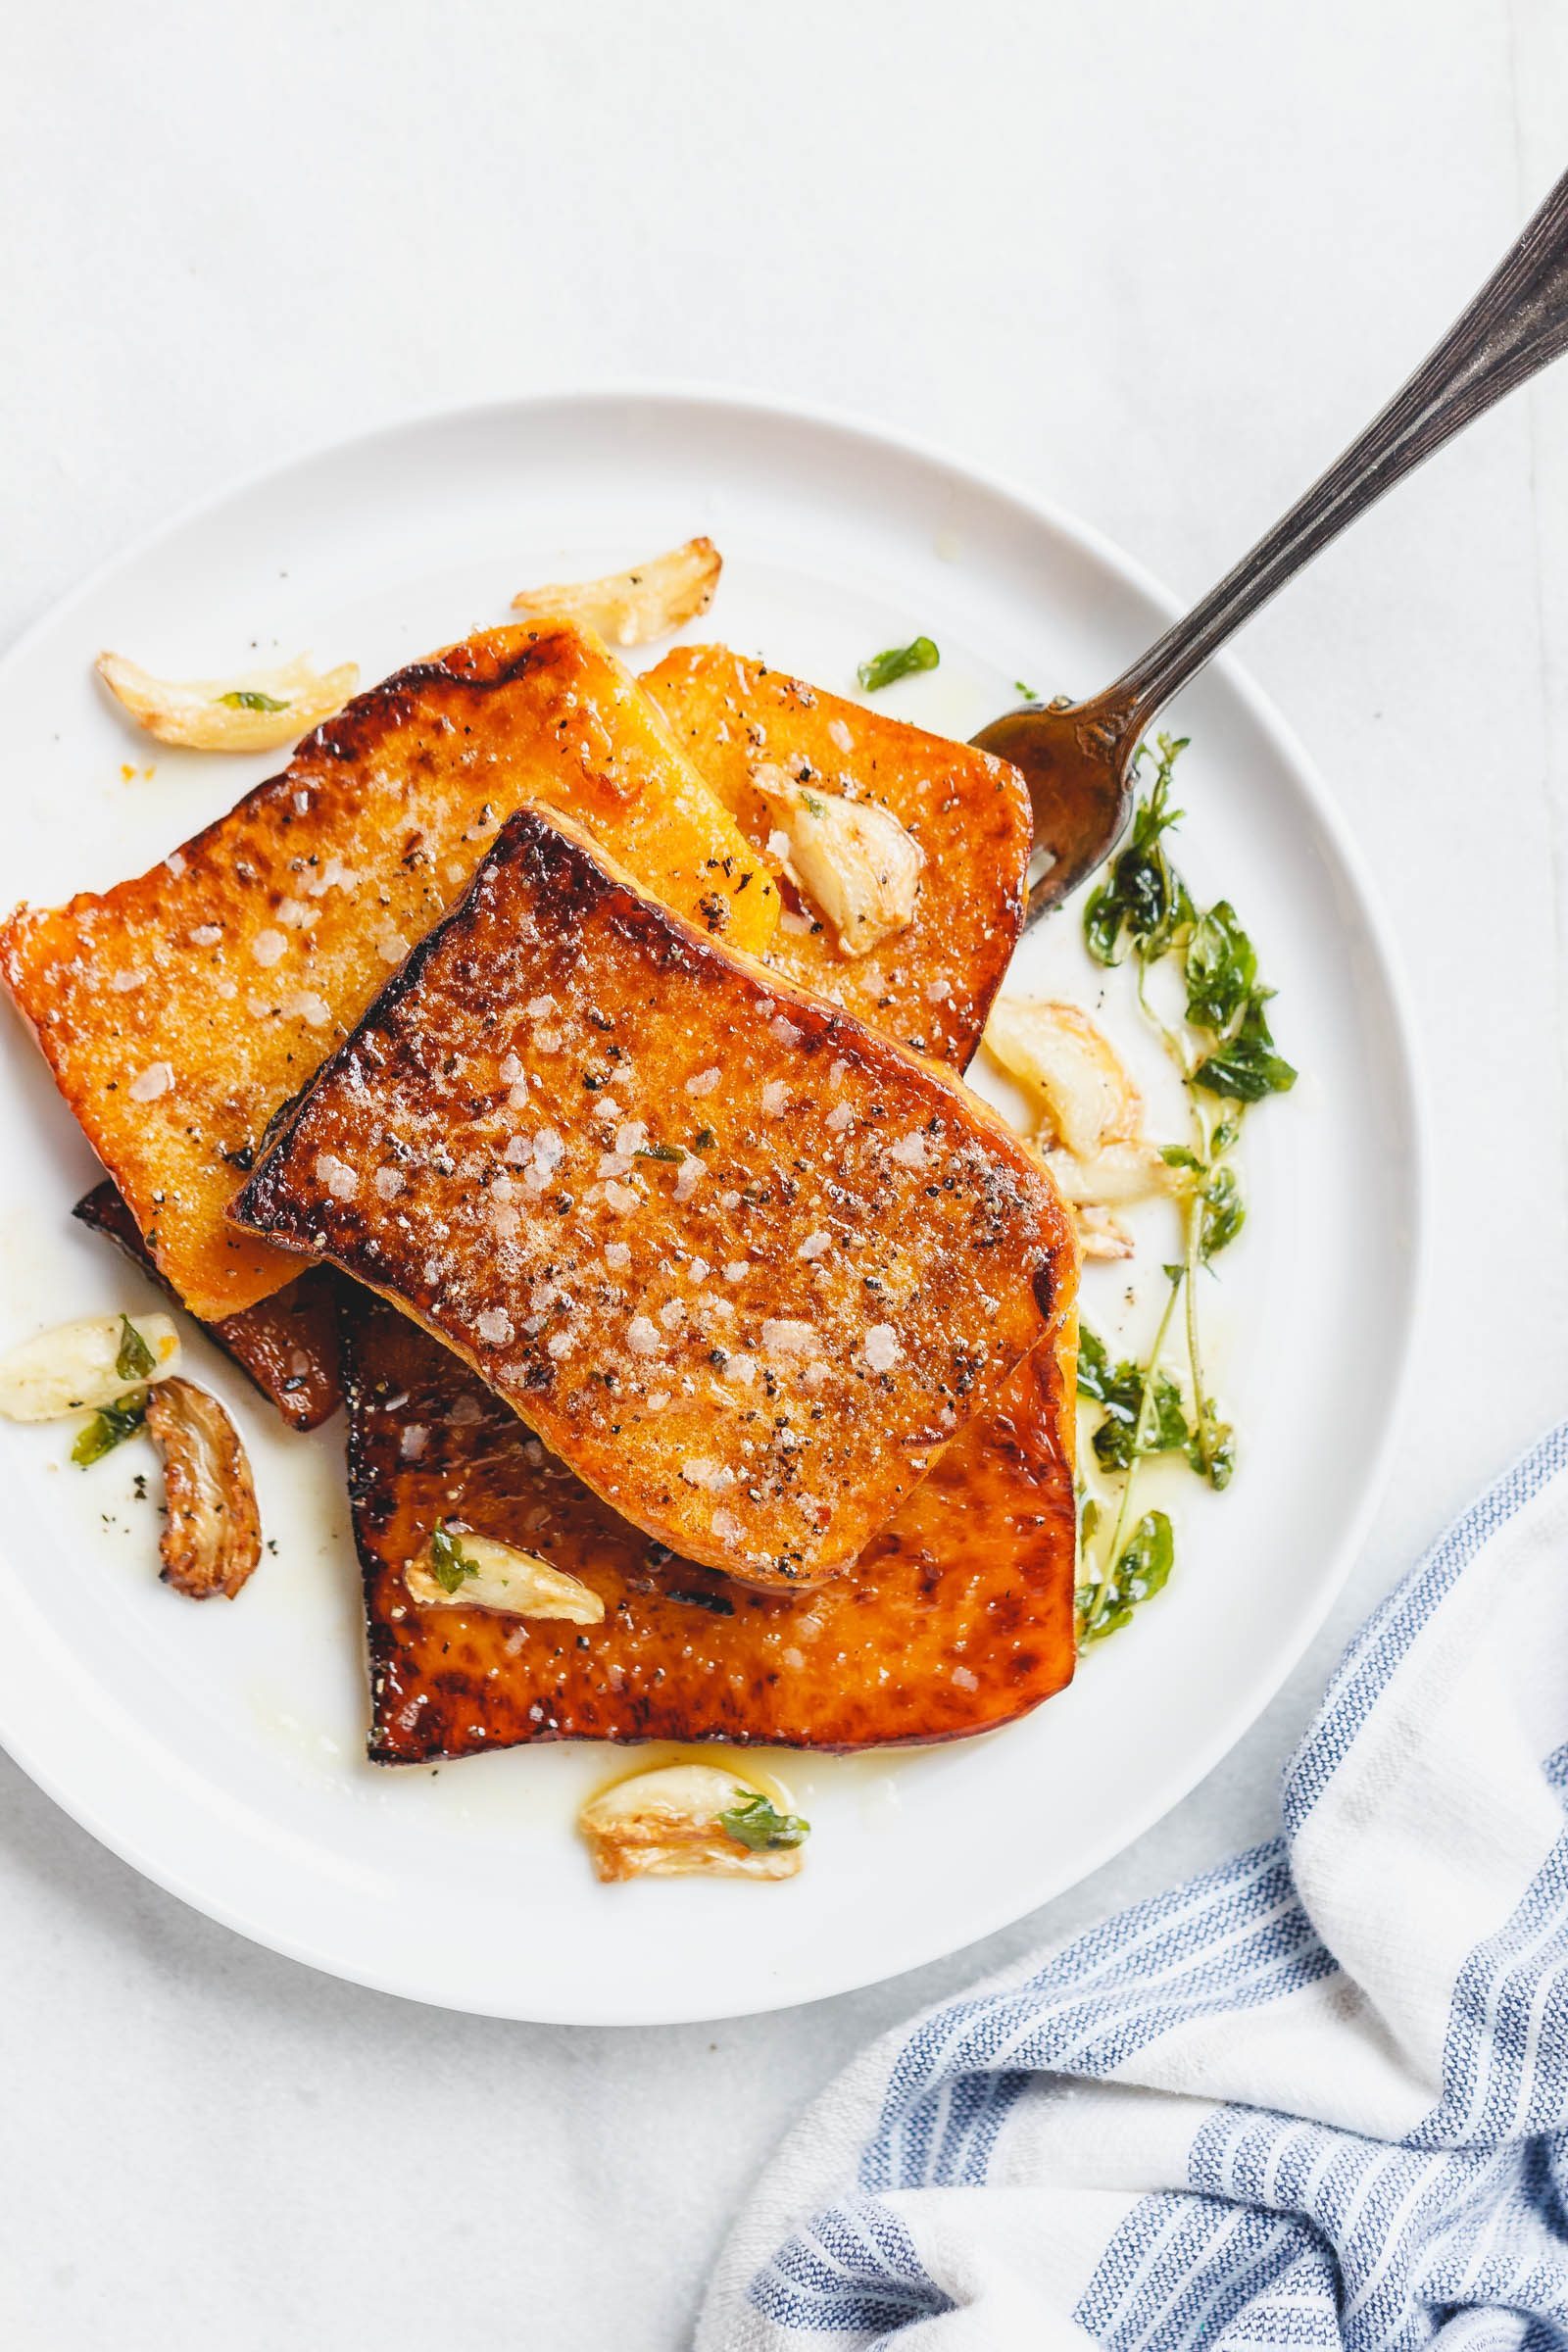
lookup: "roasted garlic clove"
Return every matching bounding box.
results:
[753,763,923,957]
[1043,1140,1176,1206]
[405,1526,605,1623]
[0,1313,180,1422]
[578,1763,808,1883]
[511,537,721,646]
[984,997,1141,1159]
[145,1377,262,1599]
[96,651,359,751]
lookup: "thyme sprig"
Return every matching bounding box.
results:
[1074,734,1294,1643]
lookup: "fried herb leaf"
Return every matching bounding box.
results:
[428,1518,480,1593]
[1193,997,1298,1102]
[1080,1510,1175,1643]
[1200,1165,1246,1259]
[217,689,289,712]
[1088,1363,1189,1473]
[635,1142,684,1163]
[115,1314,156,1381]
[1082,736,1194,965]
[719,1791,810,1851]
[857,636,940,692]
[72,1394,146,1467]
[1185,901,1258,1031]
[1075,1325,1115,1403]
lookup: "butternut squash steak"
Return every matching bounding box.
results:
[345,1297,1077,1760]
[73,1181,343,1432]
[1,622,779,1323]
[231,807,1075,1588]
[644,645,1031,1064]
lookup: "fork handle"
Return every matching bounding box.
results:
[1105,165,1568,735]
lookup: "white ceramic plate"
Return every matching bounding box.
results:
[0,390,1424,2024]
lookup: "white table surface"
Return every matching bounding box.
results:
[5,2,1567,2343]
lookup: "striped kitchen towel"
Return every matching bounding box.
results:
[699,1422,1568,2350]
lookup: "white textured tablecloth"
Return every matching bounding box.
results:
[4,4,1567,2345]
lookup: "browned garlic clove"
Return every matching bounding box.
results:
[145,1377,262,1599]
[511,537,722,646]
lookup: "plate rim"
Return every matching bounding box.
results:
[0,382,1431,2023]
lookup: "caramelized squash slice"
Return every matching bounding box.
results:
[345,1298,1076,1760]
[73,1181,342,1432]
[232,807,1075,1589]
[644,645,1031,1065]
[3,623,779,1323]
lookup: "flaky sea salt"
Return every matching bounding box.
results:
[279,991,330,1028]
[626,1315,661,1356]
[313,1153,358,1200]
[128,1061,172,1102]
[761,1319,815,1356]
[250,928,287,967]
[685,1065,721,1097]
[863,1324,901,1373]
[475,1308,514,1347]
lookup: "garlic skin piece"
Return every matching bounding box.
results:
[1073,1205,1137,1261]
[579,1763,806,1883]
[752,764,924,957]
[145,1377,262,1600]
[406,1532,605,1624]
[96,651,359,751]
[0,1314,180,1422]
[511,537,721,646]
[984,997,1141,1158]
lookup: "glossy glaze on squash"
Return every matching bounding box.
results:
[232,807,1075,1587]
[345,1297,1076,1760]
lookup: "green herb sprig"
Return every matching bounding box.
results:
[857,636,940,693]
[217,689,290,712]
[1074,734,1294,1642]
